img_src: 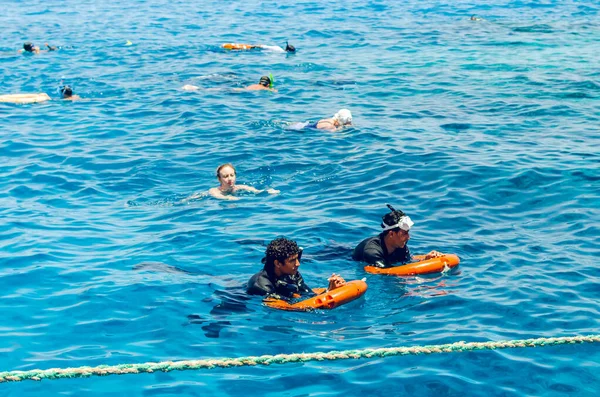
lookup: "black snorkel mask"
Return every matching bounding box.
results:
[285,41,296,53]
[60,85,73,98]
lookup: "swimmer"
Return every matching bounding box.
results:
[470,15,483,21]
[60,85,80,101]
[19,42,57,54]
[247,237,346,300]
[243,75,276,91]
[352,204,444,268]
[208,163,279,201]
[222,41,296,53]
[298,109,353,132]
[182,75,276,92]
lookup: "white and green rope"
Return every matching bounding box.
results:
[1,334,598,383]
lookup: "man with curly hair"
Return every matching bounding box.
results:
[352,205,443,268]
[247,237,346,300]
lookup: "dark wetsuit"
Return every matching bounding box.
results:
[247,268,314,300]
[352,234,412,268]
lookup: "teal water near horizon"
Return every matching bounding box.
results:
[1,0,600,395]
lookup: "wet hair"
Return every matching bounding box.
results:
[259,76,271,87]
[285,41,296,53]
[262,237,302,275]
[23,42,34,52]
[60,85,73,98]
[216,163,236,179]
[381,204,406,236]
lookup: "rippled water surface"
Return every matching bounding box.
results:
[1,0,600,395]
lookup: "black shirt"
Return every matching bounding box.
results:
[352,234,412,268]
[246,268,313,300]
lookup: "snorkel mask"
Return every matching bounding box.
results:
[285,41,296,53]
[382,204,413,231]
[60,85,73,98]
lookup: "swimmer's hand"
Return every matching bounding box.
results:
[327,273,346,291]
[266,188,280,195]
[424,250,444,260]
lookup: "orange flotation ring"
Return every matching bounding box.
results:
[263,280,368,311]
[222,43,257,50]
[364,254,460,276]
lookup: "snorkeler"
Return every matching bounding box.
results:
[352,205,444,268]
[247,237,346,300]
[292,109,353,132]
[206,163,279,201]
[19,42,57,54]
[244,75,276,91]
[182,75,276,92]
[222,41,296,53]
[470,15,483,21]
[60,85,80,101]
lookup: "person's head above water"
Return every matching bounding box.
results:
[333,109,353,126]
[23,42,35,52]
[216,163,236,189]
[259,76,272,87]
[60,85,73,98]
[381,204,413,236]
[263,237,303,276]
[285,41,296,53]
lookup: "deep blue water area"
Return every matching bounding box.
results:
[1,0,599,395]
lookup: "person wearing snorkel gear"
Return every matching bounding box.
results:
[183,75,277,92]
[244,75,276,91]
[222,41,296,54]
[352,205,444,268]
[207,163,279,201]
[247,237,346,300]
[19,42,57,54]
[60,85,80,101]
[304,109,353,131]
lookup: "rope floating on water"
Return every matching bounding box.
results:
[1,334,598,383]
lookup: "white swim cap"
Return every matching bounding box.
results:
[334,109,352,125]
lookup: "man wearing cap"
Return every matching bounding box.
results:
[352,205,443,268]
[247,237,346,300]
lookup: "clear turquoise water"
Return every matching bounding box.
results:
[1,0,600,395]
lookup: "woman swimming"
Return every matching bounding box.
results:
[208,163,280,200]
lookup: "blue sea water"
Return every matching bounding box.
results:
[1,0,600,395]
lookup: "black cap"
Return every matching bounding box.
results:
[23,42,34,52]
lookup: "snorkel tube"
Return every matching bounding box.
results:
[269,73,275,88]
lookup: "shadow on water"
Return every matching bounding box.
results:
[187,286,253,338]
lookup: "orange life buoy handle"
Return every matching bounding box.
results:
[364,254,460,276]
[263,280,368,312]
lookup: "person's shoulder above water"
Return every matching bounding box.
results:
[247,268,276,296]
